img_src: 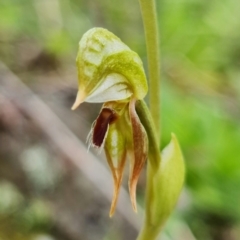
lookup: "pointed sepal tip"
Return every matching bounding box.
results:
[71,90,85,110]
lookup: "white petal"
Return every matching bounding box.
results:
[85,73,132,103]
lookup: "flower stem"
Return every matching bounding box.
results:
[136,100,160,169]
[138,0,161,141]
[137,224,159,240]
[136,100,162,240]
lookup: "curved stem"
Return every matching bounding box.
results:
[136,100,162,240]
[138,0,161,142]
[136,100,160,169]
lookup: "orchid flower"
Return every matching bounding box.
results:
[71,28,149,216]
[71,0,186,237]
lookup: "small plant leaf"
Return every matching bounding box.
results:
[138,133,185,239]
[152,133,185,226]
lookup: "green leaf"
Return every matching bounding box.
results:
[138,133,185,240]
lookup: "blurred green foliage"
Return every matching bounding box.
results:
[0,0,240,239]
[0,182,51,240]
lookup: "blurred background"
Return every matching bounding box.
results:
[0,0,240,239]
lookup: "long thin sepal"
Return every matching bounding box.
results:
[104,122,127,217]
[128,99,148,212]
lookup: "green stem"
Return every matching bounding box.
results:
[136,100,160,169]
[136,100,162,240]
[138,0,161,142]
[137,223,159,240]
[137,1,162,239]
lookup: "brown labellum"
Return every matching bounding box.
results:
[92,108,118,147]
